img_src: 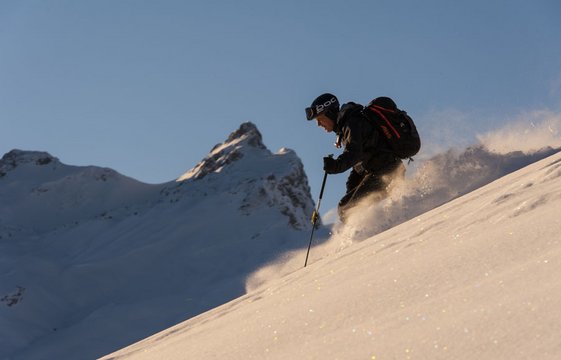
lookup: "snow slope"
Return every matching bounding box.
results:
[0,123,316,359]
[103,150,561,360]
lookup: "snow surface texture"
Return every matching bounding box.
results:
[0,123,316,359]
[104,138,561,359]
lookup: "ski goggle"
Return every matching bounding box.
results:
[305,96,339,120]
[305,107,317,120]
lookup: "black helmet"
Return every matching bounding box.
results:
[305,93,339,121]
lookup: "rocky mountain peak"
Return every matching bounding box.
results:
[0,150,60,178]
[174,122,315,229]
[225,122,266,150]
[178,122,270,181]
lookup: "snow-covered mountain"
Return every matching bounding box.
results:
[102,148,561,360]
[0,122,316,360]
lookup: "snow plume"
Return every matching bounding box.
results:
[247,109,561,288]
[333,108,561,242]
[478,109,561,154]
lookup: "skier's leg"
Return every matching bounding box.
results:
[338,170,365,222]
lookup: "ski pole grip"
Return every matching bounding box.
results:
[311,210,319,224]
[318,155,333,199]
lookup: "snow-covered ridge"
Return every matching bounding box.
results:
[0,149,156,234]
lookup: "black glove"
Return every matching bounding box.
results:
[323,156,338,174]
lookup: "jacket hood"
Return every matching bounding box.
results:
[335,102,364,134]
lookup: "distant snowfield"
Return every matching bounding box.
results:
[103,151,561,360]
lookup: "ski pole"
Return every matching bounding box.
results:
[304,155,332,267]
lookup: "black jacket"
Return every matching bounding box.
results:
[331,102,401,174]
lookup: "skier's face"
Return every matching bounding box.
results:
[316,114,334,132]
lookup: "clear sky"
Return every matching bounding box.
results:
[2,0,560,217]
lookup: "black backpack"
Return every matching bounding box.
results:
[362,97,421,159]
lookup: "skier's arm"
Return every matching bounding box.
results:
[328,120,370,174]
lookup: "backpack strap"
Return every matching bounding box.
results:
[367,105,401,140]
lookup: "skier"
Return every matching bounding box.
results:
[305,93,405,222]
